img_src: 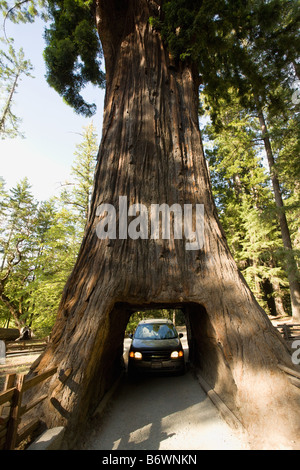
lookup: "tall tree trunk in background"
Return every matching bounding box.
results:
[256,106,300,323]
[27,0,300,449]
[273,279,288,317]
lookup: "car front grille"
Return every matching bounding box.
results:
[141,351,172,361]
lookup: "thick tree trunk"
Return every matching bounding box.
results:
[27,0,300,449]
[257,107,300,323]
[273,281,288,317]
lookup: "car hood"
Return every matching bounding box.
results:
[131,338,181,351]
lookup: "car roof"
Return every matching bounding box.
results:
[137,319,173,325]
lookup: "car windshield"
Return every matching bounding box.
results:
[134,323,178,340]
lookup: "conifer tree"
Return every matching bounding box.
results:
[0,41,33,138]
[59,122,98,227]
[0,178,38,327]
[203,91,290,317]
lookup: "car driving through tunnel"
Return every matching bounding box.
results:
[128,319,186,377]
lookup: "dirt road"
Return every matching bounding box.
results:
[78,371,248,451]
[78,335,248,450]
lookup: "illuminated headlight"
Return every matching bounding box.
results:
[129,351,142,360]
[171,350,184,359]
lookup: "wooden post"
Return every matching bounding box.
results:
[0,374,16,449]
[3,373,16,391]
[0,340,5,365]
[0,373,16,420]
[282,324,290,341]
[5,374,24,450]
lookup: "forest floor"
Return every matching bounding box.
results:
[77,369,250,450]
[0,353,40,391]
[271,315,297,325]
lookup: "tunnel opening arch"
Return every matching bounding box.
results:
[85,300,239,423]
[26,286,299,450]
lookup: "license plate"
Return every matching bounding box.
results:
[151,362,162,368]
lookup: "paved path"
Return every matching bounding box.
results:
[78,336,248,450]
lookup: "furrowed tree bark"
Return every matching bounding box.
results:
[26,0,300,449]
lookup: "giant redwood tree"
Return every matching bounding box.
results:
[25,0,300,448]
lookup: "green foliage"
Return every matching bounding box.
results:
[0,0,38,138]
[59,122,98,228]
[267,90,300,262]
[1,0,104,116]
[0,178,79,334]
[126,309,185,336]
[2,0,298,122]
[0,39,33,138]
[43,0,105,116]
[26,203,81,336]
[0,178,39,327]
[155,0,299,123]
[203,84,299,315]
[0,0,46,24]
[0,124,99,336]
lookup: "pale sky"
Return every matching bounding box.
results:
[0,17,105,201]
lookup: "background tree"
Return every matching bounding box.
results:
[0,178,38,327]
[255,99,300,322]
[203,91,291,317]
[28,123,100,335]
[0,0,48,137]
[26,200,81,336]
[43,0,105,116]
[0,124,98,334]
[59,122,99,228]
[0,40,33,138]
[196,0,300,321]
